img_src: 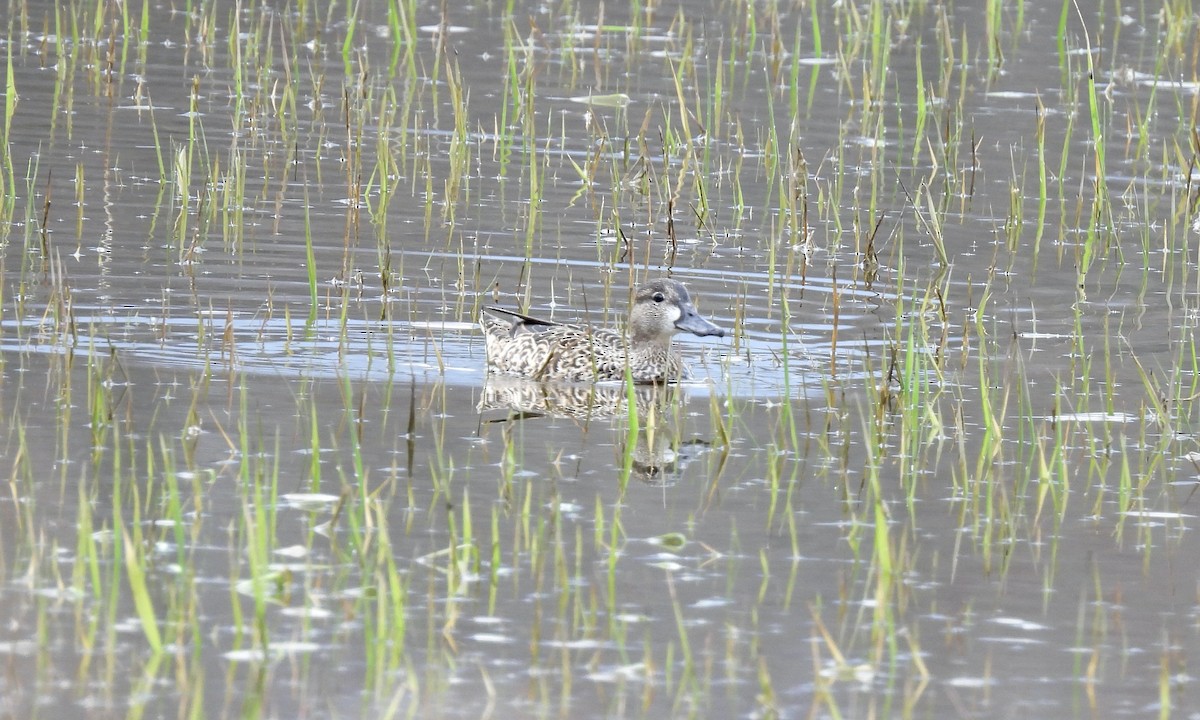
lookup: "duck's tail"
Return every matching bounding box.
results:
[482,306,560,328]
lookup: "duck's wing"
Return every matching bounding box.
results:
[531,327,628,381]
[481,308,628,381]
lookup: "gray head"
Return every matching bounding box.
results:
[628,279,726,342]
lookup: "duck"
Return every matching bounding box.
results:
[480,279,725,383]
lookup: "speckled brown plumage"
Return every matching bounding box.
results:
[481,279,725,383]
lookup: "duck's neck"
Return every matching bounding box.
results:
[628,335,672,358]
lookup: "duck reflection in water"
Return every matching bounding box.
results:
[477,376,721,487]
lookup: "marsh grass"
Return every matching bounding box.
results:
[0,0,1198,717]
[2,41,16,222]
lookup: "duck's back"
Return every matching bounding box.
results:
[482,315,627,381]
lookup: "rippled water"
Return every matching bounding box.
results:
[2,1,1200,718]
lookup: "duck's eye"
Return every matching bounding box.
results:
[652,292,666,303]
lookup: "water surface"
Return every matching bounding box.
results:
[1,1,1199,718]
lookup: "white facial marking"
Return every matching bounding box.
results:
[664,305,682,334]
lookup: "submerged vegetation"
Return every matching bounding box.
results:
[0,0,1198,717]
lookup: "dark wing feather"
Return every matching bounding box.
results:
[483,306,561,329]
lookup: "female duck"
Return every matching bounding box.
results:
[481,279,725,383]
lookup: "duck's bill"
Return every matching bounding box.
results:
[675,307,726,337]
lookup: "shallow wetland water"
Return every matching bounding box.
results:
[3,0,1200,718]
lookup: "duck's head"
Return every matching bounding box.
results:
[628,279,726,342]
